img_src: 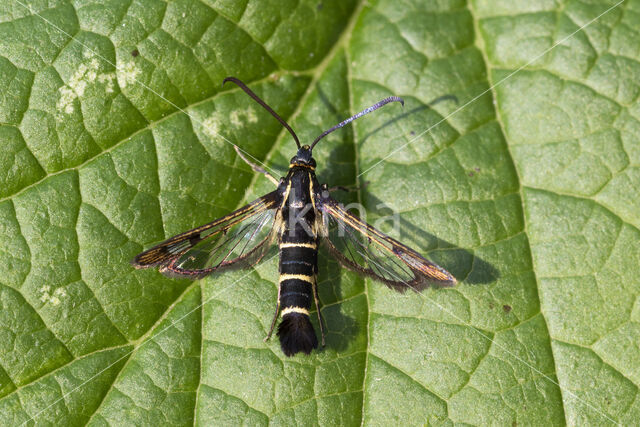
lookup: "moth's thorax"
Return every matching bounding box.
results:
[279,170,317,237]
[285,169,313,203]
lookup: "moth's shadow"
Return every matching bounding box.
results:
[358,94,458,147]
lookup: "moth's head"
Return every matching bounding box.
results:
[289,145,316,170]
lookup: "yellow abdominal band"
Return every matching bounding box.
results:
[281,306,309,317]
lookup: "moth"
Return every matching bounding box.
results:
[132,77,456,356]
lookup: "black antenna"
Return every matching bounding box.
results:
[223,77,301,148]
[310,96,404,150]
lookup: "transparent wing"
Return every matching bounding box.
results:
[132,190,281,279]
[319,197,456,291]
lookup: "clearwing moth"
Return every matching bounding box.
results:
[132,77,456,357]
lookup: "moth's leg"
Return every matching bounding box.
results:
[264,285,281,341]
[328,185,352,193]
[327,181,368,193]
[235,146,279,186]
[312,276,326,347]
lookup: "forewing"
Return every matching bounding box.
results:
[132,190,281,279]
[319,197,456,291]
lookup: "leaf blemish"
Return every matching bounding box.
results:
[39,286,67,306]
[57,57,116,114]
[57,58,100,114]
[98,74,115,94]
[117,61,141,88]
[230,108,258,127]
[203,116,221,139]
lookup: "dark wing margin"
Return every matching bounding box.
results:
[131,190,281,279]
[319,196,456,291]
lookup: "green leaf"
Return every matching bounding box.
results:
[0,0,638,425]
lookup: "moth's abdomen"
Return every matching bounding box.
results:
[277,176,321,355]
[277,243,318,356]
